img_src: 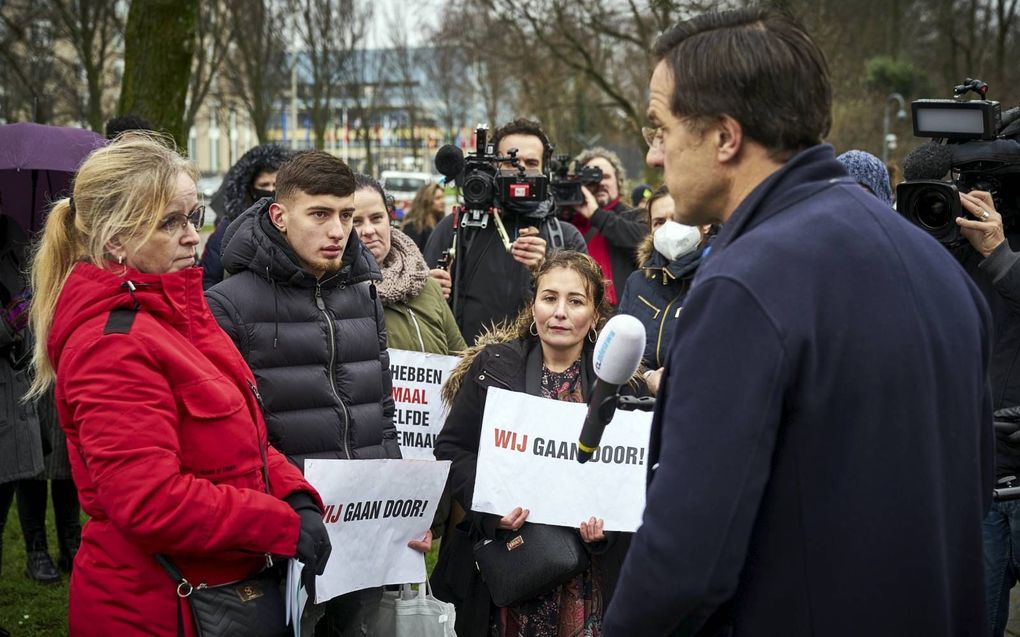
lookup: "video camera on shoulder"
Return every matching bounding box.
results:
[433,126,549,221]
[898,78,1020,246]
[549,154,603,210]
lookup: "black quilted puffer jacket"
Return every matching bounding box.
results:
[206,199,400,468]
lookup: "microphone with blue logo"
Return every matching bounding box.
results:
[577,314,646,464]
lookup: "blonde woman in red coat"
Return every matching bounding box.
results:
[26,133,332,636]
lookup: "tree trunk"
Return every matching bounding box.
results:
[118,0,199,149]
[86,71,104,132]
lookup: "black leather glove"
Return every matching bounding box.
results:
[994,406,1020,443]
[284,491,332,593]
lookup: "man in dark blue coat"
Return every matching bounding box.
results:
[603,8,994,636]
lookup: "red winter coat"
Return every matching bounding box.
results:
[49,262,322,636]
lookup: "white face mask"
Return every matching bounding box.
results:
[653,220,702,261]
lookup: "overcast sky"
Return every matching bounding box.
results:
[366,0,440,48]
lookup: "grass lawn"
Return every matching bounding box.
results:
[0,499,70,637]
[0,496,440,637]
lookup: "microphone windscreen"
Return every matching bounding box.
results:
[434,145,464,179]
[902,142,953,181]
[592,315,646,385]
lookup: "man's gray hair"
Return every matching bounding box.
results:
[575,147,627,195]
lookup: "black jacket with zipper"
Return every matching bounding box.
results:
[432,333,642,636]
[618,241,707,369]
[206,199,400,469]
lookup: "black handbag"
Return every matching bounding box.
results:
[156,419,288,637]
[156,554,288,637]
[473,522,590,607]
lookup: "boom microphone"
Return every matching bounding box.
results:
[902,142,953,181]
[434,145,465,183]
[577,314,646,464]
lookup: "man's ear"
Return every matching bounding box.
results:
[268,202,287,233]
[714,115,743,163]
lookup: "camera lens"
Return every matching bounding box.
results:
[915,191,951,230]
[463,172,494,208]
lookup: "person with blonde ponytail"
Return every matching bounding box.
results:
[28,133,330,637]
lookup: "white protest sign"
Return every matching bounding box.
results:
[304,459,450,602]
[472,387,651,532]
[389,349,460,459]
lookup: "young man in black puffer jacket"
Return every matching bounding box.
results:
[206,151,408,636]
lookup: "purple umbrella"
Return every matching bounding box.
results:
[0,122,107,235]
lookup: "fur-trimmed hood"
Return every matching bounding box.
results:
[441,321,646,405]
[635,233,706,286]
[215,144,292,223]
[441,322,523,406]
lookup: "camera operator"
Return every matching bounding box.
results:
[568,148,648,306]
[423,118,588,344]
[954,188,1020,635]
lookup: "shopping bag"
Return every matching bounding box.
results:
[375,580,457,637]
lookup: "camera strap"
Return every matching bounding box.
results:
[546,217,565,250]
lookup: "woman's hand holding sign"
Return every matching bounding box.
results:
[579,517,606,543]
[407,529,433,553]
[498,506,530,531]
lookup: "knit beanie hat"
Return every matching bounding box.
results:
[631,184,652,208]
[837,150,893,206]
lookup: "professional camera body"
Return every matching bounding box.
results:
[549,155,603,209]
[897,78,1020,246]
[434,126,550,222]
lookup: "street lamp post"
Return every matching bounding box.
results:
[883,93,907,165]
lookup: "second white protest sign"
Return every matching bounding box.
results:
[389,349,460,460]
[471,387,651,532]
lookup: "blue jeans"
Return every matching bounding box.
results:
[984,499,1020,635]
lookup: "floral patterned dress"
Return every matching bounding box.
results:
[493,358,604,637]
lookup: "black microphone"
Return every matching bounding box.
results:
[434,145,464,184]
[902,142,953,181]
[577,315,646,464]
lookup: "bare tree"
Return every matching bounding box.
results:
[344,47,390,174]
[292,0,364,150]
[223,0,291,143]
[420,44,471,143]
[183,0,234,135]
[50,0,122,132]
[0,1,67,123]
[387,8,423,161]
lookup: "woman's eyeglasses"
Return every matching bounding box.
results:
[159,206,205,235]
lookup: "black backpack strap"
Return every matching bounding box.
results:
[104,308,138,335]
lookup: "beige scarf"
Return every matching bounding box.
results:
[376,228,428,305]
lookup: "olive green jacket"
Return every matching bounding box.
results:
[384,277,466,354]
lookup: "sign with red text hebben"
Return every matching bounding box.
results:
[389,349,460,459]
[472,387,651,532]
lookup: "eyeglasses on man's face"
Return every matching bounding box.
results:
[641,126,664,150]
[159,206,205,235]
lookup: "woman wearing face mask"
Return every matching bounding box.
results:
[26,134,330,636]
[200,143,291,289]
[618,186,712,393]
[433,251,643,637]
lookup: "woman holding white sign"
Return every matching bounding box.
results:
[433,251,643,637]
[25,134,331,636]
